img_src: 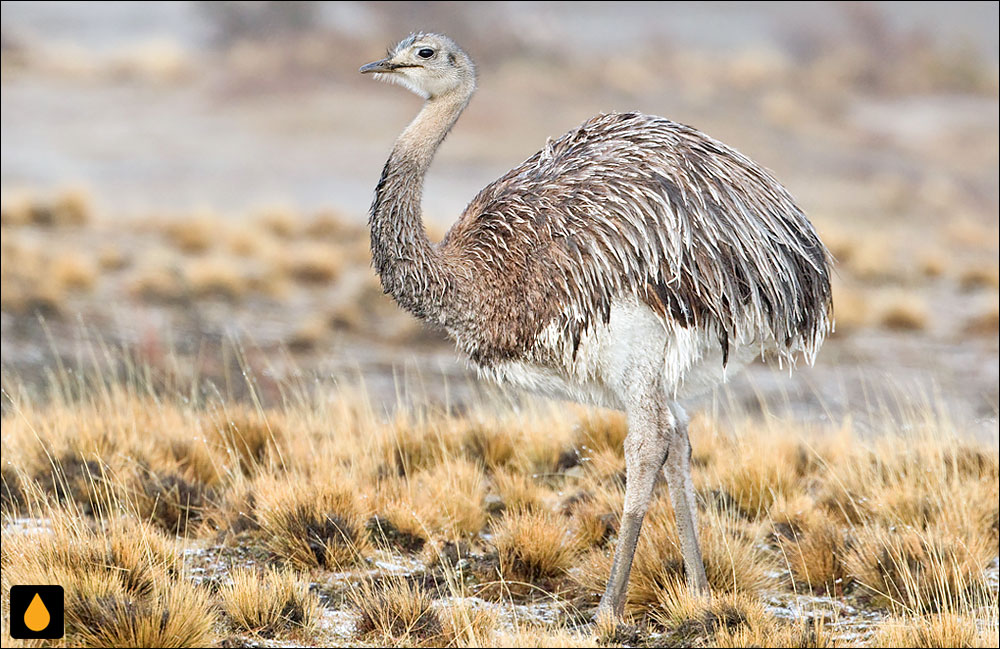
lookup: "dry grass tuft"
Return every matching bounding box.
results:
[488,627,600,647]
[15,186,93,226]
[255,474,371,569]
[163,212,221,254]
[128,251,187,303]
[873,613,999,648]
[844,524,993,612]
[0,511,211,647]
[842,236,898,282]
[878,293,929,331]
[652,583,836,647]
[98,243,130,271]
[653,586,772,646]
[830,280,870,334]
[917,248,948,278]
[51,252,98,292]
[462,423,518,470]
[283,242,343,283]
[959,262,1000,291]
[407,459,487,538]
[706,427,806,518]
[288,314,330,351]
[211,409,287,477]
[493,508,579,584]
[491,467,546,512]
[304,208,360,239]
[132,467,211,536]
[569,498,616,549]
[256,205,301,238]
[0,191,33,225]
[367,507,428,553]
[70,580,216,648]
[771,496,852,594]
[437,599,500,647]
[379,416,458,476]
[964,299,1000,336]
[350,576,443,646]
[572,409,628,458]
[218,566,320,638]
[0,237,97,314]
[183,255,246,300]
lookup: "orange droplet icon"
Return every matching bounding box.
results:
[24,592,51,632]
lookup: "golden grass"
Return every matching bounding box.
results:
[131,466,210,536]
[282,242,344,284]
[1,353,996,646]
[0,510,214,648]
[288,314,330,351]
[830,280,870,334]
[437,599,501,647]
[878,293,929,331]
[493,508,579,584]
[959,263,1000,291]
[917,248,948,278]
[844,524,993,612]
[218,566,320,637]
[488,627,600,647]
[128,250,186,302]
[97,243,130,271]
[183,255,247,300]
[0,186,93,227]
[491,467,546,512]
[873,612,999,648]
[51,252,98,292]
[163,212,221,254]
[349,575,444,646]
[256,205,301,238]
[964,298,1000,336]
[70,580,216,648]
[653,584,836,647]
[0,236,99,314]
[255,473,372,569]
[771,497,851,594]
[407,459,487,538]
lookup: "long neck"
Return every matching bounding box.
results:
[369,91,470,325]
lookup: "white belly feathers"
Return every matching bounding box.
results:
[480,300,763,409]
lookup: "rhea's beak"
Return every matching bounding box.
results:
[360,58,396,74]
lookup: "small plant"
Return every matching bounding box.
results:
[350,576,443,646]
[873,613,999,648]
[256,475,371,569]
[771,499,852,594]
[493,508,579,584]
[218,566,319,638]
[844,524,993,612]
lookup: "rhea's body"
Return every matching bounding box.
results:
[361,33,831,618]
[393,111,827,408]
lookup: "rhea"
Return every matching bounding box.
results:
[360,33,832,618]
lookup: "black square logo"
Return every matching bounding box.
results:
[9,585,64,640]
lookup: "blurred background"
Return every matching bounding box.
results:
[1,2,997,435]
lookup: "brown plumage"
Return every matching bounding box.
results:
[362,33,832,619]
[444,111,831,367]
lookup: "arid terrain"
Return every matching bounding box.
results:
[1,2,998,646]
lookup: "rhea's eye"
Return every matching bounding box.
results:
[417,48,434,59]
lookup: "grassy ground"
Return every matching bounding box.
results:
[1,354,997,647]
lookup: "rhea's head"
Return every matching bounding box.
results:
[360,33,476,100]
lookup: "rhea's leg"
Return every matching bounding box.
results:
[597,399,671,619]
[662,403,709,595]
